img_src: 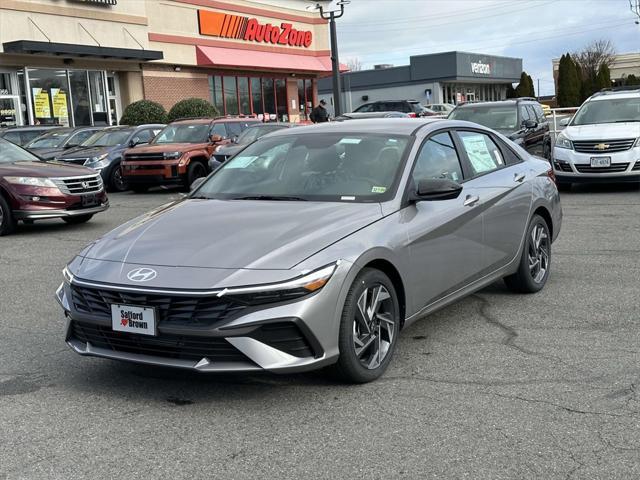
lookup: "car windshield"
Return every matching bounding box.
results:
[194,132,410,202]
[571,97,640,125]
[25,130,72,148]
[237,126,284,144]
[449,106,518,130]
[82,130,131,147]
[0,137,41,163]
[152,124,210,144]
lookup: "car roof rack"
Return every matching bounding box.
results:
[593,86,640,96]
[516,97,537,101]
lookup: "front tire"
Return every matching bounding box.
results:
[504,214,551,293]
[185,161,207,190]
[109,163,128,192]
[63,214,93,225]
[331,268,400,383]
[0,194,16,236]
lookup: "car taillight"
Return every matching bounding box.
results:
[408,112,417,118]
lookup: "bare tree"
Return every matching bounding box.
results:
[572,39,615,77]
[346,57,363,72]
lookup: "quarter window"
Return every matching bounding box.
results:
[413,132,463,183]
[458,131,505,176]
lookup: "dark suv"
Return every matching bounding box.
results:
[448,98,551,158]
[353,100,435,117]
[122,117,261,191]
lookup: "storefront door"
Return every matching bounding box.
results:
[0,71,24,126]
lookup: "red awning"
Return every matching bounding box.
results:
[196,45,347,74]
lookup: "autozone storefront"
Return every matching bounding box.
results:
[144,0,334,123]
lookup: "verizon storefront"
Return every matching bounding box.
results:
[144,0,334,123]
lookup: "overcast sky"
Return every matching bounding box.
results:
[256,0,640,96]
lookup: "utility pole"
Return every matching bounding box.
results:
[537,78,540,100]
[311,1,349,117]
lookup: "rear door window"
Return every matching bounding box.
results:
[2,131,22,145]
[457,131,505,177]
[225,122,243,137]
[526,105,538,123]
[533,104,545,122]
[211,123,227,137]
[519,106,531,124]
[354,103,374,113]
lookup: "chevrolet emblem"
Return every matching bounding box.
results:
[594,143,610,151]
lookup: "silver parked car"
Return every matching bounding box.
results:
[56,119,562,383]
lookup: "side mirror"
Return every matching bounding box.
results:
[559,117,571,127]
[190,177,206,192]
[210,134,223,143]
[523,119,537,130]
[231,135,239,144]
[411,178,463,202]
[128,138,138,148]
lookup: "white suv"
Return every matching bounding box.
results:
[553,87,640,187]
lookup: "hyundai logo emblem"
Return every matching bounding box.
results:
[127,267,158,282]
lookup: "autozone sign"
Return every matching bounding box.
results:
[198,10,313,48]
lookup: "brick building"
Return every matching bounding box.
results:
[0,0,332,127]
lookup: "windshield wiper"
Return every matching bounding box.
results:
[189,195,213,200]
[231,195,308,201]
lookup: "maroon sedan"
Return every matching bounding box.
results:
[0,137,108,236]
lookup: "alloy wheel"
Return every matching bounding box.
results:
[528,223,549,283]
[353,284,396,370]
[113,166,127,191]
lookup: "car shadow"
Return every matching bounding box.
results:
[566,182,640,194]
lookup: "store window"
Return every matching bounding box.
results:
[251,77,263,117]
[297,79,314,121]
[0,71,22,126]
[275,78,287,122]
[107,74,121,125]
[209,75,224,114]
[28,69,72,126]
[89,71,108,125]
[238,77,250,115]
[263,78,276,120]
[223,76,239,115]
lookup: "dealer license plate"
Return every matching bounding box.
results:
[81,193,98,207]
[111,304,157,336]
[590,156,611,168]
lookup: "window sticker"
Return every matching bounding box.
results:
[226,156,257,169]
[371,186,387,193]
[339,138,363,144]
[461,135,496,173]
[341,196,356,200]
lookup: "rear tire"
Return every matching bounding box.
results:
[0,194,16,236]
[63,214,93,225]
[504,214,551,293]
[330,268,400,383]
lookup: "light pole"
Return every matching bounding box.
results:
[310,1,349,117]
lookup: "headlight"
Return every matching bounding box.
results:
[218,263,337,305]
[4,176,57,188]
[555,132,573,149]
[163,151,182,160]
[62,266,74,284]
[214,145,223,152]
[84,153,110,170]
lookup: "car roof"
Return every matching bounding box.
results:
[170,117,261,125]
[456,99,538,108]
[267,118,446,137]
[0,125,63,131]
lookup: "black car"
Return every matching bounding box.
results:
[56,124,165,192]
[0,125,65,146]
[209,123,292,168]
[448,98,551,158]
[24,126,104,161]
[335,112,410,121]
[353,100,435,117]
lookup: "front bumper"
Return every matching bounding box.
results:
[553,146,640,182]
[14,202,109,220]
[56,262,352,373]
[121,159,185,185]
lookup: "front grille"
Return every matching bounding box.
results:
[70,285,247,328]
[70,321,250,362]
[554,160,573,172]
[632,161,640,171]
[125,164,164,171]
[53,175,103,194]
[574,163,629,173]
[248,322,315,358]
[125,152,166,161]
[573,139,635,154]
[59,157,89,165]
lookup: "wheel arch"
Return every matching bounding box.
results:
[360,258,407,329]
[532,205,553,239]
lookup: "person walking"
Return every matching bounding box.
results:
[310,99,329,123]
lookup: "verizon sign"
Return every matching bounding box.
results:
[198,10,313,48]
[471,62,491,75]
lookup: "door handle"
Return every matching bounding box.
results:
[463,195,480,207]
[514,172,526,183]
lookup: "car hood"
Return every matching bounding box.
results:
[58,145,117,160]
[28,147,65,159]
[81,199,382,270]
[0,161,97,178]
[564,123,640,140]
[129,143,207,153]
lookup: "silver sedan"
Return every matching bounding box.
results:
[57,119,562,383]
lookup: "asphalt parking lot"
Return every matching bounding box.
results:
[1,184,639,480]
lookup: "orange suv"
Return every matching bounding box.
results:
[121,117,260,192]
